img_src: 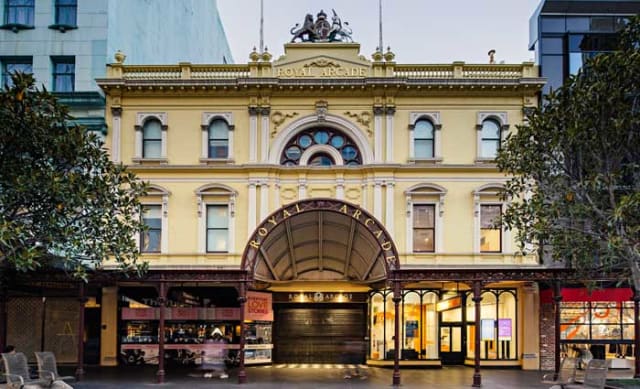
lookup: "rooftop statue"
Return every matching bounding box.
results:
[290,9,353,43]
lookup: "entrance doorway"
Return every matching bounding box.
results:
[439,324,464,365]
[273,303,366,364]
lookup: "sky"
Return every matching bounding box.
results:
[217,0,542,65]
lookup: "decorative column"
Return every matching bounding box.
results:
[385,181,395,236]
[260,107,270,163]
[248,180,258,236]
[274,181,281,209]
[373,107,384,163]
[110,107,122,163]
[237,282,248,384]
[259,181,269,221]
[157,282,167,383]
[298,178,307,200]
[634,290,640,378]
[392,281,402,386]
[75,283,87,379]
[552,281,562,379]
[385,107,395,163]
[336,178,344,200]
[472,281,483,387]
[248,107,258,163]
[373,180,383,220]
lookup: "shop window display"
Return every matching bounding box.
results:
[369,290,438,360]
[465,289,517,360]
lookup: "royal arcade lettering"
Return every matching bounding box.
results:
[247,200,398,268]
[275,66,368,78]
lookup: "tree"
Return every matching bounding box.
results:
[0,73,148,279]
[497,17,640,289]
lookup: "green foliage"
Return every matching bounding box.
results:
[0,73,148,279]
[497,16,640,285]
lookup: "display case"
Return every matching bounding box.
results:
[244,322,273,364]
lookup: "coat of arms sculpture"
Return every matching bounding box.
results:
[290,9,353,43]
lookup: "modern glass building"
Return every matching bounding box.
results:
[529,0,640,93]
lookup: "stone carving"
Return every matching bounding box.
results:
[290,9,353,43]
[271,111,298,134]
[315,100,329,121]
[303,59,340,68]
[344,111,372,129]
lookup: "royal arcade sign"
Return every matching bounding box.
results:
[241,198,400,276]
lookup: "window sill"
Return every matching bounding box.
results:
[48,24,78,33]
[409,157,443,164]
[0,23,35,33]
[199,158,234,165]
[132,157,168,165]
[474,158,497,164]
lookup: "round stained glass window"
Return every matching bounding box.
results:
[285,146,302,160]
[280,128,362,166]
[314,131,329,144]
[330,135,345,148]
[299,134,313,148]
[342,146,358,160]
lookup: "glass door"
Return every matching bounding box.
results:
[440,324,464,364]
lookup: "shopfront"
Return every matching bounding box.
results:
[368,288,518,366]
[118,287,273,367]
[541,287,635,368]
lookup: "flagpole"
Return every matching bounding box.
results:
[378,0,383,51]
[259,0,264,53]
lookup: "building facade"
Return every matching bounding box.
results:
[0,0,233,133]
[0,0,232,367]
[529,0,640,93]
[92,11,554,383]
[529,1,640,371]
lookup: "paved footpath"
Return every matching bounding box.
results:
[68,364,598,389]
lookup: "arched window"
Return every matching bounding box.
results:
[414,119,435,159]
[480,119,501,158]
[207,119,229,159]
[142,119,162,158]
[280,127,362,166]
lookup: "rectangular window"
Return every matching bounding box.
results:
[141,205,161,253]
[480,205,502,253]
[413,204,435,252]
[51,56,75,92]
[207,205,229,252]
[55,0,77,26]
[1,56,32,87]
[5,0,34,25]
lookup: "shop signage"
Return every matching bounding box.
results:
[245,199,399,272]
[285,292,355,303]
[122,307,157,320]
[275,66,368,78]
[245,291,273,321]
[498,318,512,340]
[215,307,240,321]
[481,319,495,341]
[436,296,462,312]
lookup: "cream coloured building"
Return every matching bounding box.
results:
[97,29,549,384]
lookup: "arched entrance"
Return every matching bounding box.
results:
[238,198,402,384]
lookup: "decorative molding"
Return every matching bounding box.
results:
[344,111,372,130]
[111,107,122,117]
[201,112,234,128]
[315,100,329,121]
[135,112,167,127]
[271,111,299,133]
[303,59,340,68]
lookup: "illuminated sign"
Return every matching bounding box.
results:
[436,296,462,312]
[481,319,495,341]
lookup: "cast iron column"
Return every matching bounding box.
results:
[238,282,248,384]
[472,281,482,387]
[553,281,562,379]
[157,282,167,383]
[392,281,401,386]
[634,291,640,378]
[75,283,87,379]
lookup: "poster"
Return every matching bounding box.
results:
[481,319,494,341]
[498,318,512,340]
